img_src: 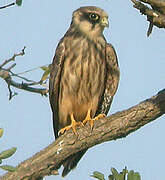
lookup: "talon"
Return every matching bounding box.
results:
[58,125,72,135]
[83,109,91,125]
[58,113,83,135]
[93,113,106,121]
[89,119,94,130]
[83,109,106,130]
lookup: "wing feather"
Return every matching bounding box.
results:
[49,40,65,138]
[96,43,120,115]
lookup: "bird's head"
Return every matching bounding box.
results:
[72,6,109,39]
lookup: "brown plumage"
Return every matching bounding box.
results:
[49,6,120,177]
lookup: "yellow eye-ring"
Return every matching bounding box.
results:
[89,13,99,21]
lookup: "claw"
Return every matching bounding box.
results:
[58,113,83,135]
[83,109,91,125]
[93,113,106,121]
[83,109,106,129]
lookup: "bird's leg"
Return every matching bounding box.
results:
[82,109,92,125]
[83,109,106,129]
[58,113,83,135]
[93,113,106,121]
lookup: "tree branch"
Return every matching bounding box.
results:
[139,0,165,7]
[0,47,25,68]
[0,48,48,99]
[131,0,165,36]
[0,2,15,10]
[1,89,165,180]
[0,69,48,98]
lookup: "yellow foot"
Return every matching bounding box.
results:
[58,113,83,135]
[83,109,106,129]
[93,113,106,121]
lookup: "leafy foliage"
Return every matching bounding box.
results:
[40,64,51,83]
[0,129,3,138]
[91,167,141,180]
[16,0,22,6]
[127,170,141,180]
[0,147,17,160]
[91,171,105,180]
[0,129,17,172]
[0,165,17,172]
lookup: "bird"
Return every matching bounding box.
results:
[49,6,120,177]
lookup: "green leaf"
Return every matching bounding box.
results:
[119,167,127,180]
[40,66,51,82]
[111,167,119,176]
[115,174,125,180]
[133,172,141,180]
[16,0,22,6]
[91,171,105,180]
[40,66,49,71]
[0,159,2,164]
[109,167,128,180]
[0,147,16,159]
[127,170,134,180]
[127,170,141,180]
[0,128,4,138]
[121,167,128,175]
[0,165,17,172]
[108,175,114,180]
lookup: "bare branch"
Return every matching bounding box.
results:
[0,47,26,68]
[6,77,48,98]
[140,0,165,7]
[0,69,48,98]
[0,89,165,179]
[0,2,15,10]
[0,48,48,98]
[131,0,165,36]
[16,64,50,76]
[10,71,37,83]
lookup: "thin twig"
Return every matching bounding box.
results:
[7,63,16,71]
[0,68,48,98]
[19,81,43,86]
[17,64,50,75]
[5,77,48,97]
[0,2,15,10]
[0,47,49,98]
[0,46,26,68]
[10,71,37,83]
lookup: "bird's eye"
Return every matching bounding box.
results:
[89,13,99,21]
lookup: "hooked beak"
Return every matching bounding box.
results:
[101,17,109,27]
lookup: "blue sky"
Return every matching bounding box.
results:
[0,0,165,180]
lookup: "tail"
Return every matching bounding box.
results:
[62,149,87,177]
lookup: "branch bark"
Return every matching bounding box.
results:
[131,0,165,36]
[0,69,48,99]
[1,89,165,180]
[0,2,15,10]
[0,47,48,99]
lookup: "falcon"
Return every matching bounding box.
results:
[49,6,120,177]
